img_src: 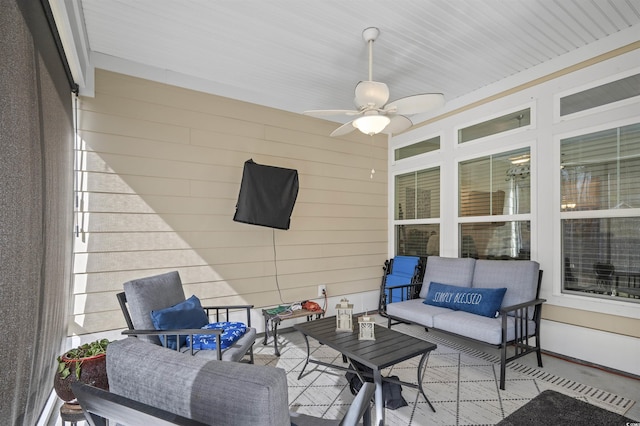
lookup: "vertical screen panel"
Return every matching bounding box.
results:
[1,1,74,423]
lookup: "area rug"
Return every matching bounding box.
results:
[496,389,636,426]
[253,317,636,425]
[391,321,636,417]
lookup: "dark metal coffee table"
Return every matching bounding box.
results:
[294,316,437,425]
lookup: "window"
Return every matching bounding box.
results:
[458,108,530,144]
[561,122,640,301]
[395,168,440,220]
[395,168,440,256]
[394,136,440,161]
[459,147,531,259]
[396,224,440,257]
[560,73,640,117]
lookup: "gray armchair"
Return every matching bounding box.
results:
[74,338,375,426]
[117,271,256,362]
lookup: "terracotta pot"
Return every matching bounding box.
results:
[53,352,108,402]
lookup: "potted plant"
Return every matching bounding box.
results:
[53,338,110,402]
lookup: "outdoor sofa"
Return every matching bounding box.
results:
[385,256,544,389]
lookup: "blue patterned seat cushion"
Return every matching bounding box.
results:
[187,322,247,350]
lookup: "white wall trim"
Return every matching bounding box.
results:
[542,319,640,377]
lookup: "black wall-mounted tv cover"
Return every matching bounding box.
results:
[233,159,299,230]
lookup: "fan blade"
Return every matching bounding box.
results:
[385,93,445,115]
[330,121,356,137]
[382,115,413,134]
[303,109,360,117]
[354,81,389,109]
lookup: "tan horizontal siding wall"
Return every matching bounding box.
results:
[71,69,388,335]
[542,305,640,339]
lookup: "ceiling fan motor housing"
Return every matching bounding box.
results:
[354,81,390,109]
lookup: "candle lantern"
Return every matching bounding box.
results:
[335,298,353,332]
[358,314,376,340]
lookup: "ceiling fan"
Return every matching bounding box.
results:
[304,27,445,137]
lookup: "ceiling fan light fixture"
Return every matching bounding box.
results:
[353,115,390,135]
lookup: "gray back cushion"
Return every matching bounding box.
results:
[472,259,540,313]
[419,256,476,298]
[107,338,290,425]
[123,271,186,345]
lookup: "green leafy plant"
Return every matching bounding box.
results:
[56,338,110,380]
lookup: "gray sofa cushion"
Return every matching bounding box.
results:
[432,310,537,345]
[107,338,290,425]
[124,271,186,345]
[419,256,476,298]
[472,259,540,317]
[386,298,453,327]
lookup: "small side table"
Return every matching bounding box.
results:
[60,402,86,425]
[262,308,324,356]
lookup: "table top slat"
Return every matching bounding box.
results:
[294,316,436,370]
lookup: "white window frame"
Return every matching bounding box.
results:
[553,117,640,306]
[553,67,640,123]
[391,163,442,256]
[456,142,535,260]
[454,102,536,146]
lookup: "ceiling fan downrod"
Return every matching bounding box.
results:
[362,27,380,82]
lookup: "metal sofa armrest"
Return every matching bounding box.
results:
[121,328,224,359]
[387,282,422,301]
[498,297,546,390]
[203,304,254,326]
[290,382,375,426]
[499,298,546,315]
[340,382,375,426]
[71,382,206,426]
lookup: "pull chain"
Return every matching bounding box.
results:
[370,135,376,179]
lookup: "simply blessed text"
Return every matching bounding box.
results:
[432,291,483,305]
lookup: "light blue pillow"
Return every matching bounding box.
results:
[150,295,209,349]
[423,282,507,318]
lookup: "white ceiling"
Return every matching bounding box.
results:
[60,0,640,129]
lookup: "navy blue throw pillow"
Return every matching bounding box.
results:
[150,295,209,349]
[423,282,507,318]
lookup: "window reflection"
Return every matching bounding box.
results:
[563,217,640,300]
[459,148,531,217]
[396,224,440,257]
[395,168,440,220]
[561,122,640,302]
[459,148,531,259]
[460,221,530,260]
[458,108,530,143]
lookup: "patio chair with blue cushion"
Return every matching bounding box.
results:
[116,271,256,363]
[378,255,424,316]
